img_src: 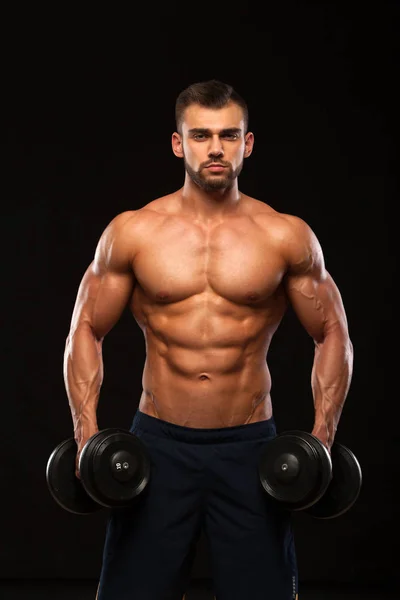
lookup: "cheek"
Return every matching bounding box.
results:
[183,143,201,165]
[229,150,244,167]
[227,143,245,161]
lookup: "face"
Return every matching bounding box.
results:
[172,102,254,192]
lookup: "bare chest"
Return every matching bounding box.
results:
[133,220,287,305]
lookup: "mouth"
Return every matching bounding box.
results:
[205,165,226,172]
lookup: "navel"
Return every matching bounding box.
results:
[198,373,210,381]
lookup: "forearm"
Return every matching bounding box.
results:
[63,322,104,445]
[310,327,354,449]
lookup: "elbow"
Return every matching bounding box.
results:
[65,321,103,355]
[315,320,354,357]
[64,332,72,357]
[346,336,354,364]
[337,322,353,361]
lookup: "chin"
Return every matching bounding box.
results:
[200,179,233,192]
[201,172,233,188]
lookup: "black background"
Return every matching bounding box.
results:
[2,2,398,591]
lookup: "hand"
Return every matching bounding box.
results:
[321,440,331,455]
[311,429,332,454]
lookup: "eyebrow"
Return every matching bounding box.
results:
[188,127,242,136]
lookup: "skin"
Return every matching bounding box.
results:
[66,100,353,599]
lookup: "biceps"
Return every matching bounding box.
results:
[69,263,135,339]
[285,271,348,343]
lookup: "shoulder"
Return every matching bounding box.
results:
[92,196,178,269]
[96,194,178,251]
[101,196,172,238]
[97,211,139,251]
[95,210,147,264]
[114,193,181,228]
[272,213,318,245]
[276,214,324,274]
[245,198,323,272]
[244,197,315,242]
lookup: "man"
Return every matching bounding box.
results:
[64,80,353,600]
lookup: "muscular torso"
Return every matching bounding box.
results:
[130,193,290,427]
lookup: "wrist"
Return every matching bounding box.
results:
[73,422,99,445]
[311,424,333,451]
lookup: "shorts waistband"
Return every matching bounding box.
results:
[130,409,276,444]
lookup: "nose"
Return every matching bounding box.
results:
[208,134,224,159]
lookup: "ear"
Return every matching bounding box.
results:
[244,131,254,158]
[171,132,184,158]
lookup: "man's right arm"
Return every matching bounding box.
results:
[63,211,137,476]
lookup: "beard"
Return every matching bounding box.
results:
[184,156,244,192]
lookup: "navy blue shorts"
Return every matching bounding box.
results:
[97,410,298,600]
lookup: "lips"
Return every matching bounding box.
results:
[206,164,226,171]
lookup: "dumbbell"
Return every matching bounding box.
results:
[258,430,362,519]
[46,428,151,515]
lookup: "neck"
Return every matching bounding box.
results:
[180,173,241,221]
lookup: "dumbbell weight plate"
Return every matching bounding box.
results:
[79,428,151,508]
[305,443,362,519]
[259,430,332,511]
[46,438,101,515]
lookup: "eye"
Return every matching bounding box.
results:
[193,133,207,140]
[222,133,239,140]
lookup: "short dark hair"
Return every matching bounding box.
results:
[175,79,249,134]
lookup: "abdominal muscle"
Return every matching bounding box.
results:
[138,336,274,428]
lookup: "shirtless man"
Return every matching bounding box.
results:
[64,80,353,599]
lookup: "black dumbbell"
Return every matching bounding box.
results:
[305,442,362,519]
[258,430,362,518]
[46,428,151,515]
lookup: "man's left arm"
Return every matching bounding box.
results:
[282,216,354,451]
